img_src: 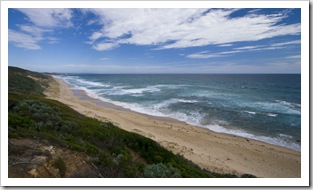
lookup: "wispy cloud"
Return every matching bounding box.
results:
[92,42,119,51]
[234,45,262,50]
[46,37,61,44]
[187,39,301,59]
[19,25,51,36]
[186,52,224,59]
[17,8,73,28]
[271,40,301,47]
[247,9,262,14]
[9,29,41,50]
[286,55,301,59]
[84,8,300,51]
[9,8,73,50]
[218,44,233,47]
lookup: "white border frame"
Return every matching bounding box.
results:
[1,1,310,187]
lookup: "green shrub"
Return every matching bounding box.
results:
[53,157,67,177]
[85,143,99,155]
[144,163,181,178]
[8,112,34,129]
[12,100,62,129]
[100,122,115,128]
[60,120,78,133]
[11,99,78,133]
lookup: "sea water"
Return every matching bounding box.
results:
[55,74,301,151]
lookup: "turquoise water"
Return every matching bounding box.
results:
[56,74,301,151]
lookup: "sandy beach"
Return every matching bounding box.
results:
[44,77,301,178]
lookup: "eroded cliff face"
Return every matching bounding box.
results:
[8,138,102,178]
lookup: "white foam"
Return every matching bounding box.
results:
[203,124,300,151]
[99,86,161,96]
[275,100,301,108]
[54,75,109,89]
[52,75,75,87]
[252,101,301,115]
[177,99,199,103]
[168,111,205,126]
[122,87,161,94]
[152,84,188,89]
[243,111,256,115]
[278,133,293,139]
[113,86,130,89]
[75,78,110,87]
[243,110,278,117]
[53,75,78,80]
[102,89,130,96]
[152,99,199,111]
[78,87,166,117]
[72,89,203,127]
[266,113,277,117]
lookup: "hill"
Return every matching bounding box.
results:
[8,66,255,178]
[8,66,51,96]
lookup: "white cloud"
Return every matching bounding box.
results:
[10,25,61,48]
[187,39,300,59]
[272,40,301,47]
[218,44,233,47]
[92,42,119,51]
[89,32,104,42]
[9,29,41,50]
[187,52,224,59]
[17,8,73,28]
[286,55,301,59]
[85,8,300,51]
[9,9,73,50]
[247,9,262,14]
[234,45,262,50]
[19,25,51,36]
[46,37,61,44]
[87,19,97,26]
[188,54,221,59]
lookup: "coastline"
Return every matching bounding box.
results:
[45,76,301,178]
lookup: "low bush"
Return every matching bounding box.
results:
[11,99,77,133]
[144,163,181,178]
[9,112,34,129]
[54,157,67,177]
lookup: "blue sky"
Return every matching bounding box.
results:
[8,8,301,73]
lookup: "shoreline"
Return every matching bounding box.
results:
[69,86,301,151]
[72,89,186,124]
[45,76,301,178]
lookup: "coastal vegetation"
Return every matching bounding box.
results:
[8,66,256,178]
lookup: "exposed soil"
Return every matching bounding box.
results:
[9,138,102,178]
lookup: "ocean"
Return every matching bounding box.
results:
[55,74,301,151]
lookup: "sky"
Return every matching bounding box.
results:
[8,8,301,74]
